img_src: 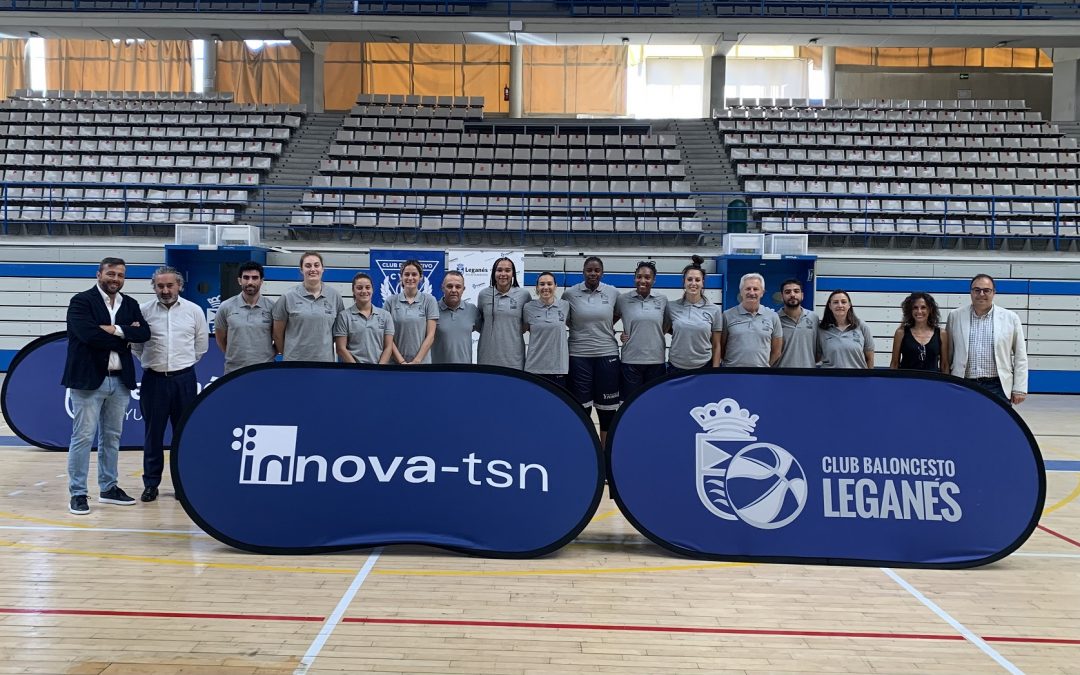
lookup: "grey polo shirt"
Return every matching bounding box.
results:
[818,322,876,369]
[384,292,439,364]
[476,286,531,369]
[776,308,819,369]
[563,282,620,358]
[524,299,570,375]
[431,300,481,365]
[333,305,394,364]
[216,294,276,374]
[722,304,782,368]
[615,291,668,365]
[666,297,723,370]
[271,283,344,362]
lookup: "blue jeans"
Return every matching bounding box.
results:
[67,376,130,497]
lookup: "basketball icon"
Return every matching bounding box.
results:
[725,443,808,530]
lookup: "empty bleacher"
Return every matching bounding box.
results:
[292,93,702,238]
[0,90,304,233]
[722,98,1080,243]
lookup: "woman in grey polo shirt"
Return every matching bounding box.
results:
[384,259,439,365]
[523,272,570,389]
[271,250,345,362]
[616,260,668,400]
[333,272,395,365]
[665,255,722,374]
[818,290,875,369]
[477,257,531,369]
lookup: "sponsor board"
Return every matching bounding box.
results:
[608,369,1044,568]
[1,332,225,450]
[173,364,604,557]
[369,249,445,308]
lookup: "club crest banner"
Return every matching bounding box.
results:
[2,332,225,450]
[173,364,603,557]
[608,370,1045,568]
[369,249,445,308]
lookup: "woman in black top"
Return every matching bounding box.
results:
[889,292,950,372]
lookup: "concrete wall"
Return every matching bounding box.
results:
[836,69,1053,118]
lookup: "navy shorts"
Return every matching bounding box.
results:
[568,355,621,410]
[620,362,668,402]
[667,362,713,376]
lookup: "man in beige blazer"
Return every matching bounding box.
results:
[946,274,1028,405]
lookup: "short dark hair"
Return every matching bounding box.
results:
[99,257,126,271]
[901,292,940,329]
[238,261,264,278]
[351,272,372,286]
[779,278,803,293]
[970,274,996,291]
[443,270,465,282]
[635,260,657,276]
[583,256,604,271]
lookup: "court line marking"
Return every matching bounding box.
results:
[6,491,22,497]
[0,511,200,538]
[0,524,206,536]
[0,536,750,576]
[1037,524,1080,549]
[590,509,620,522]
[0,607,324,622]
[1043,476,1080,515]
[0,607,1075,646]
[1014,552,1080,559]
[294,549,381,675]
[882,568,1024,675]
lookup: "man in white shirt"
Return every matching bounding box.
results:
[133,266,209,502]
[947,273,1028,405]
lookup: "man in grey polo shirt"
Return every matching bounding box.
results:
[721,272,782,368]
[271,251,344,362]
[215,261,276,374]
[432,271,481,365]
[775,277,818,369]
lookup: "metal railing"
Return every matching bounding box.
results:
[0,0,1076,18]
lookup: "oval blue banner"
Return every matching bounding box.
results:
[172,364,604,557]
[1,332,225,451]
[608,370,1045,568]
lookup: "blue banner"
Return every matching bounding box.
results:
[1,332,225,451]
[369,249,445,308]
[608,370,1044,568]
[172,364,604,557]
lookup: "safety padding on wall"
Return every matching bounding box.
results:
[608,369,1044,569]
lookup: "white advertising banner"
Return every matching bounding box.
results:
[447,249,527,304]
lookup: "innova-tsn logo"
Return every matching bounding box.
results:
[234,424,551,491]
[694,398,808,530]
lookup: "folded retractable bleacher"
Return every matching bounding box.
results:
[4,0,313,11]
[294,93,701,237]
[0,90,305,232]
[722,98,1080,241]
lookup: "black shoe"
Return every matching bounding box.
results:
[69,495,90,515]
[140,487,158,503]
[99,486,136,506]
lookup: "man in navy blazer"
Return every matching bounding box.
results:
[62,257,151,515]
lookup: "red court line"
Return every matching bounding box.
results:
[0,607,324,622]
[2,608,1078,646]
[1038,524,1080,549]
[342,616,965,642]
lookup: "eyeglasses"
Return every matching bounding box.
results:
[971,288,995,295]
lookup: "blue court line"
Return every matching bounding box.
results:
[0,436,25,446]
[1045,460,1080,472]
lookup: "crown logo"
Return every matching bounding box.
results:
[690,398,758,440]
[207,294,222,309]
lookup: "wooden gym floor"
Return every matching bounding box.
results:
[0,396,1077,675]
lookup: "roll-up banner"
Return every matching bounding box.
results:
[173,364,604,557]
[369,249,446,308]
[447,249,526,304]
[1,333,225,451]
[608,369,1045,568]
